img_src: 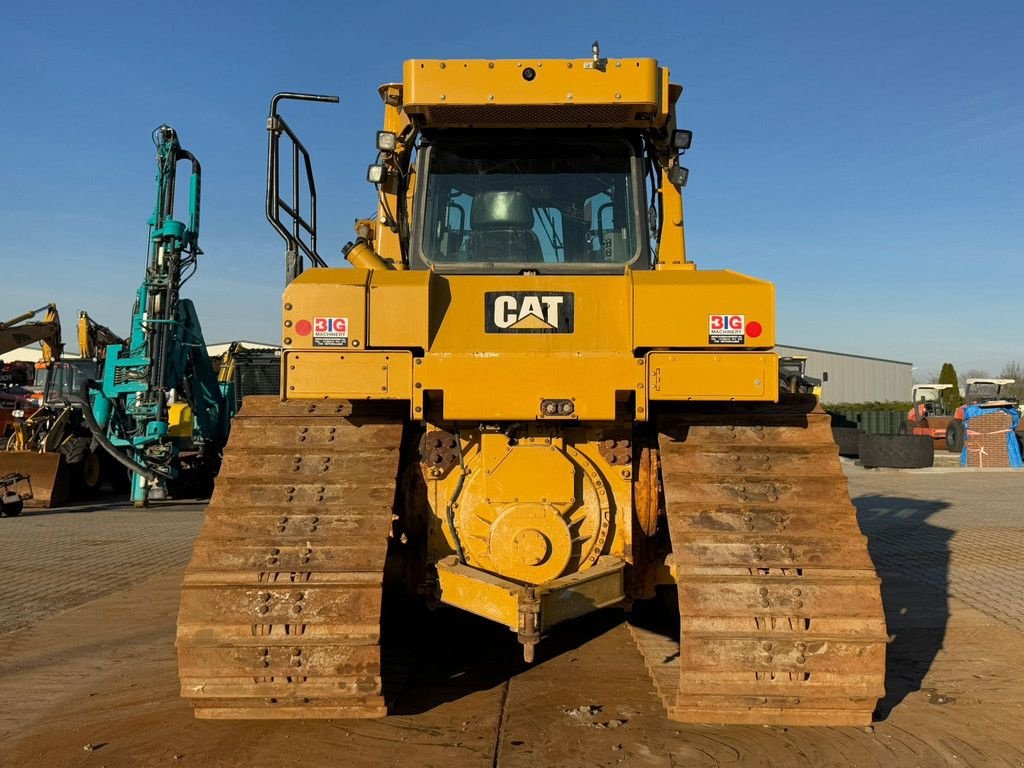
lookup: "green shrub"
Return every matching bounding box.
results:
[824,402,913,433]
[824,402,914,413]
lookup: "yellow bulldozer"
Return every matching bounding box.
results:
[177,47,886,726]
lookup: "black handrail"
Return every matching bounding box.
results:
[266,92,339,283]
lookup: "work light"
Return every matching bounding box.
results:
[367,164,387,184]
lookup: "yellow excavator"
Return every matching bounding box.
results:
[0,304,62,361]
[1,305,61,426]
[177,47,885,726]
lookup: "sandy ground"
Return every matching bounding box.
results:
[1,467,1023,768]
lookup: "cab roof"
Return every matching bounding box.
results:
[402,57,674,129]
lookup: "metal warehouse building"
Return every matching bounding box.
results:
[777,344,913,404]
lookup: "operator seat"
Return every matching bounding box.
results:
[467,191,543,263]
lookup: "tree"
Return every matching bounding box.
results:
[938,362,964,411]
[999,361,1024,401]
[959,368,990,387]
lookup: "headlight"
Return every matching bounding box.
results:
[376,131,397,152]
[367,164,387,184]
[672,129,693,151]
[668,166,689,187]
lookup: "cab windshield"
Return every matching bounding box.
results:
[417,134,643,271]
[36,360,99,402]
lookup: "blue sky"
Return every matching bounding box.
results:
[1,1,1021,378]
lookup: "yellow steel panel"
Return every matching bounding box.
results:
[656,179,690,268]
[166,403,193,437]
[648,352,778,402]
[283,268,775,355]
[436,559,520,630]
[404,58,664,123]
[537,557,625,629]
[281,267,781,408]
[413,353,646,421]
[368,269,431,349]
[426,274,632,353]
[481,433,576,503]
[283,350,412,399]
[435,556,626,632]
[282,268,369,351]
[375,83,412,263]
[633,269,775,349]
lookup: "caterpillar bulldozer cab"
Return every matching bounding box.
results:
[177,46,886,726]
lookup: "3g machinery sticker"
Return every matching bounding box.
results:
[708,314,745,344]
[485,292,574,333]
[312,316,349,347]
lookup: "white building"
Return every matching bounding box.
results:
[777,345,913,404]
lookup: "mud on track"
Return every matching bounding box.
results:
[1,468,1023,767]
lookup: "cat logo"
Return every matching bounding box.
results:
[484,291,575,334]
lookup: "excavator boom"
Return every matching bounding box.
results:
[77,311,123,362]
[0,304,62,360]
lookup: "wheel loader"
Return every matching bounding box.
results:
[0,304,71,505]
[177,46,886,726]
[0,308,130,505]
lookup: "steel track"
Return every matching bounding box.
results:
[176,397,404,718]
[632,394,887,725]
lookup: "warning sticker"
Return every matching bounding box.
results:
[313,316,349,347]
[708,314,745,345]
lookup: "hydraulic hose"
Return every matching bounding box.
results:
[445,471,467,564]
[75,381,165,482]
[445,430,468,563]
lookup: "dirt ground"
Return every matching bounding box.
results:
[2,467,1023,768]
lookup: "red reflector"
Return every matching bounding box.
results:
[295,319,312,337]
[746,321,763,338]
